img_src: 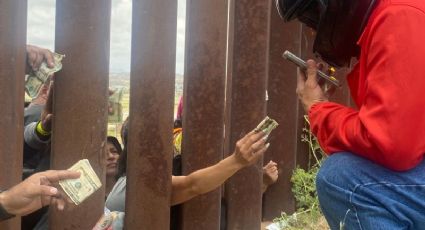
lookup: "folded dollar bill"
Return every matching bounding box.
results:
[255,116,279,135]
[25,53,65,98]
[59,159,102,205]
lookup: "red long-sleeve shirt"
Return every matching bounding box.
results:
[309,0,425,171]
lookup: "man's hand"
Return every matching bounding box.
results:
[0,170,80,216]
[296,60,329,112]
[26,45,55,72]
[233,130,270,168]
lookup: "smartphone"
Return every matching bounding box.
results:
[282,50,341,87]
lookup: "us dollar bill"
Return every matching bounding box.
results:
[25,53,65,98]
[59,159,102,205]
[255,116,279,135]
[24,75,43,98]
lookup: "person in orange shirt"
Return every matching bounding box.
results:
[277,0,425,229]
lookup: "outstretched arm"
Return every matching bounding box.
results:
[171,130,269,205]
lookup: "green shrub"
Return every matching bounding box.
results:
[272,116,326,230]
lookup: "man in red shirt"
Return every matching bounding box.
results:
[278,0,425,229]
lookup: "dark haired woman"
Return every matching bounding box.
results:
[105,136,122,197]
[105,120,270,211]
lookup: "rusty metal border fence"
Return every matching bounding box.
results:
[50,1,111,229]
[180,0,228,229]
[125,0,177,229]
[0,1,27,229]
[0,0,354,229]
[224,0,271,229]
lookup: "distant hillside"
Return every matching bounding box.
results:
[108,73,184,138]
[109,73,130,93]
[109,72,183,98]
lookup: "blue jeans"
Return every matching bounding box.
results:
[316,152,425,230]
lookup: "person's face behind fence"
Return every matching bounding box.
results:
[106,142,120,177]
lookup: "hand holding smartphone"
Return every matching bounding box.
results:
[282,50,341,87]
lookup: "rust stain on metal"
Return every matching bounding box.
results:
[180,0,228,229]
[225,0,271,229]
[49,0,110,229]
[262,6,301,219]
[0,1,27,229]
[124,0,176,229]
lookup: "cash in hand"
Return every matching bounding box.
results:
[255,116,279,135]
[59,159,102,205]
[25,53,65,98]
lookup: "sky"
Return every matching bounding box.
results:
[27,0,186,75]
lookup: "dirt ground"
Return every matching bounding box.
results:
[261,217,329,230]
[261,221,273,229]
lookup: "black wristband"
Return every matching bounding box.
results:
[0,191,15,221]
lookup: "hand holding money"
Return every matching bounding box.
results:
[59,159,102,205]
[232,117,279,167]
[92,209,125,230]
[26,45,55,71]
[25,52,65,98]
[0,170,80,217]
[254,116,279,135]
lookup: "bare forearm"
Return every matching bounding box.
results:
[0,191,16,220]
[171,130,268,205]
[171,155,243,205]
[189,155,242,195]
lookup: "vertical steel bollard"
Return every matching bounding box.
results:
[124,0,177,229]
[225,0,271,229]
[50,1,111,229]
[294,25,316,169]
[181,0,228,229]
[262,5,302,218]
[0,1,27,229]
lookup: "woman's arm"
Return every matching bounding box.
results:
[171,130,269,205]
